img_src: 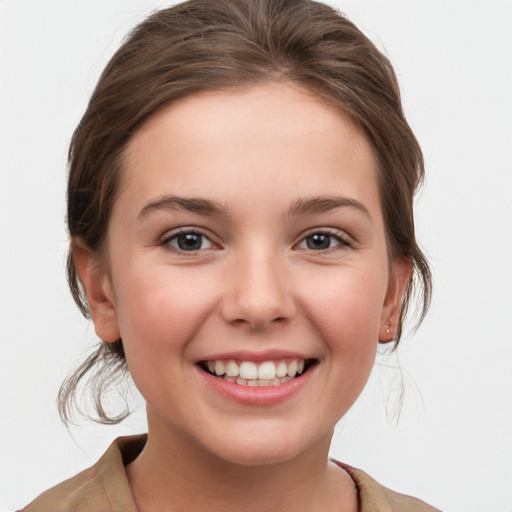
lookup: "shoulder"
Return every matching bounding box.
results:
[334,461,442,512]
[21,435,146,512]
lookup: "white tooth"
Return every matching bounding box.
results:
[272,377,281,386]
[258,361,276,380]
[214,360,226,376]
[276,361,288,377]
[225,360,239,377]
[236,378,247,385]
[297,360,305,374]
[247,379,258,386]
[207,361,215,373]
[287,360,298,377]
[258,379,273,387]
[239,361,258,380]
[279,376,291,384]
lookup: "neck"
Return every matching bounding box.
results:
[127,414,356,512]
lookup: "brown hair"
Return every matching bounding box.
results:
[59,0,431,424]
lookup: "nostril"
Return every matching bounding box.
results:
[228,315,288,330]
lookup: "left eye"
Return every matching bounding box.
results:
[297,232,346,251]
[164,231,214,252]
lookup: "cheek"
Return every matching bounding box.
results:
[112,266,218,359]
[298,265,386,357]
[305,270,385,413]
[110,266,221,405]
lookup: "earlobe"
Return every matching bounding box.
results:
[72,241,121,343]
[379,259,412,343]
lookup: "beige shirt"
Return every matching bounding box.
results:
[22,435,440,512]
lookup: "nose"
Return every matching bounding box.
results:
[220,249,296,330]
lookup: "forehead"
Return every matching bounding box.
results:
[119,81,381,219]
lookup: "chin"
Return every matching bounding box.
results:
[203,421,330,467]
[211,444,303,467]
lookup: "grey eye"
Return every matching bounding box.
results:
[299,233,341,251]
[167,232,214,251]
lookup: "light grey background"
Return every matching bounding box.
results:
[0,1,511,511]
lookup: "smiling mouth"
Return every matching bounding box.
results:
[199,358,317,387]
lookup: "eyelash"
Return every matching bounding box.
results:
[160,227,353,254]
[295,228,354,252]
[160,228,216,253]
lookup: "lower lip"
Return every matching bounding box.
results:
[197,366,313,406]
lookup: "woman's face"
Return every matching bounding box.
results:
[83,82,407,465]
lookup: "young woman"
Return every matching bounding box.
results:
[22,0,439,510]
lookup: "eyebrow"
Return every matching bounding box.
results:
[137,194,371,221]
[138,195,228,219]
[288,195,372,220]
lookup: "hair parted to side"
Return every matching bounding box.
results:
[59,0,431,424]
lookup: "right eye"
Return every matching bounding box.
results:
[162,230,215,252]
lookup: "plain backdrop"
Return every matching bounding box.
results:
[0,1,511,511]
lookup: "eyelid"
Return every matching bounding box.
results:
[294,227,354,250]
[159,227,221,252]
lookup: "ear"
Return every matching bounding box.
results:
[72,241,121,343]
[379,258,412,343]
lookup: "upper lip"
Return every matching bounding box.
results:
[196,349,314,363]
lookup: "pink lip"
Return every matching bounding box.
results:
[196,364,314,406]
[196,349,311,363]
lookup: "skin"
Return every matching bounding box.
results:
[75,82,409,512]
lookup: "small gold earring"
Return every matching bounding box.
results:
[385,321,391,334]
